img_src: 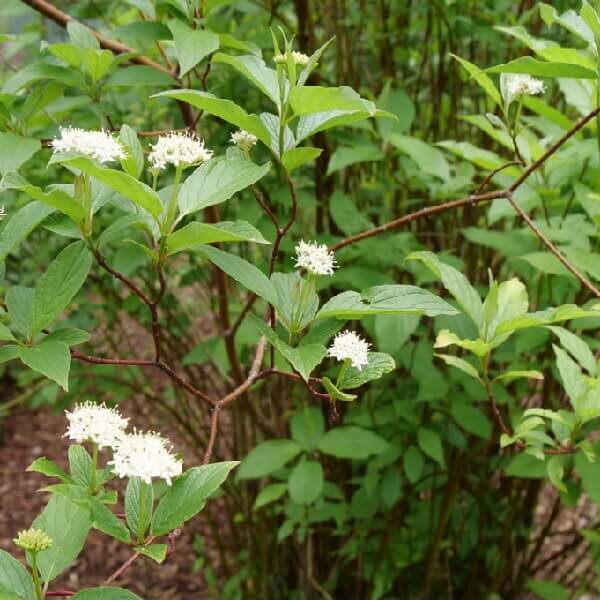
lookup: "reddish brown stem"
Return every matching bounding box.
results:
[506,192,600,298]
[20,0,173,75]
[333,105,600,252]
[71,351,214,406]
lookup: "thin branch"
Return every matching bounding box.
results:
[475,160,522,195]
[506,192,600,298]
[71,350,214,406]
[20,0,173,75]
[217,336,267,409]
[332,106,600,252]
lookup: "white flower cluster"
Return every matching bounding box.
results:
[65,402,128,449]
[64,402,183,485]
[274,51,310,66]
[230,129,258,152]
[149,132,213,170]
[109,430,183,485]
[328,330,370,370]
[294,240,337,276]
[52,127,126,163]
[506,74,545,100]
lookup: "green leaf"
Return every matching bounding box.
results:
[0,323,15,342]
[97,215,146,249]
[195,245,277,306]
[546,326,596,376]
[31,495,91,582]
[31,240,92,335]
[434,330,490,357]
[70,588,143,600]
[152,461,239,535]
[106,65,177,87]
[51,154,163,219]
[119,125,144,179]
[435,353,482,382]
[0,345,18,364]
[0,201,54,262]
[125,478,153,541]
[281,147,322,172]
[90,498,131,544]
[250,314,327,380]
[213,53,280,105]
[316,285,459,320]
[527,580,569,600]
[487,56,596,79]
[271,272,318,334]
[581,1,600,42]
[450,53,501,107]
[6,287,33,338]
[67,21,99,49]
[406,251,483,326]
[253,483,287,510]
[290,407,325,451]
[450,403,492,439]
[321,376,358,402]
[329,190,373,236]
[317,426,389,459]
[80,49,114,84]
[3,63,86,94]
[0,133,40,176]
[2,174,83,222]
[153,90,271,146]
[290,86,378,116]
[403,446,424,483]
[388,134,450,181]
[135,543,168,564]
[168,20,218,76]
[493,370,544,383]
[167,221,269,254]
[0,550,34,600]
[484,278,529,341]
[43,328,90,347]
[547,456,567,492]
[494,304,600,337]
[177,155,271,216]
[288,459,324,505]
[553,344,587,413]
[18,341,71,391]
[295,109,381,142]
[68,445,93,488]
[27,457,73,483]
[327,144,384,175]
[237,440,301,480]
[337,352,395,389]
[417,428,445,467]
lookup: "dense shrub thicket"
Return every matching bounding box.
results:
[2,1,600,599]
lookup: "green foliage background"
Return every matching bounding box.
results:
[3,1,600,599]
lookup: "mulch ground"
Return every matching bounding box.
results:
[0,407,213,600]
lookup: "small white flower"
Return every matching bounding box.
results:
[294,240,336,276]
[506,74,545,101]
[328,330,370,370]
[52,127,126,163]
[64,402,128,449]
[148,132,213,170]
[292,51,310,66]
[274,51,310,66]
[0,206,6,220]
[109,430,183,485]
[230,129,258,152]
